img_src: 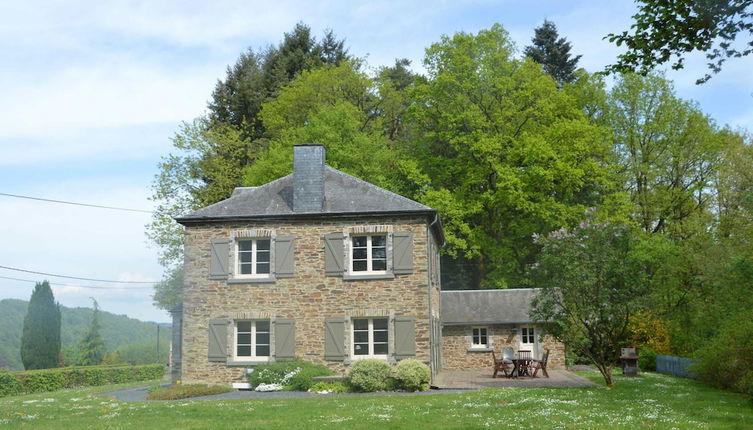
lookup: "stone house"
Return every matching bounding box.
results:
[172,144,563,386]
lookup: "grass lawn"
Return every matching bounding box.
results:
[1,372,752,429]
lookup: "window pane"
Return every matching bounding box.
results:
[373,319,388,330]
[238,241,253,251]
[353,236,367,247]
[237,345,251,356]
[239,252,253,263]
[353,248,367,259]
[237,333,251,345]
[373,343,388,355]
[256,263,270,274]
[354,343,368,355]
[256,321,270,332]
[373,330,388,343]
[354,331,369,343]
[353,319,368,330]
[372,248,386,259]
[371,235,386,246]
[256,345,270,356]
[237,321,252,332]
[372,260,386,271]
[257,239,270,250]
[256,333,269,346]
[257,251,270,263]
[353,261,367,271]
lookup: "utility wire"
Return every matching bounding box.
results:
[0,275,154,290]
[0,265,157,284]
[0,192,153,214]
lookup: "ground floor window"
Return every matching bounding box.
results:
[471,326,488,348]
[235,320,270,360]
[352,318,388,358]
[520,326,535,349]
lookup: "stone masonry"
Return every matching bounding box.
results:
[181,216,440,385]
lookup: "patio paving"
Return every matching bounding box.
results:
[433,369,598,389]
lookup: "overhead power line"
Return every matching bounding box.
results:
[0,265,157,284]
[0,192,153,214]
[0,275,154,290]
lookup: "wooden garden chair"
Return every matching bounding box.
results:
[532,349,550,378]
[517,350,533,376]
[492,350,511,378]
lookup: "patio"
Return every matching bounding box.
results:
[433,369,598,389]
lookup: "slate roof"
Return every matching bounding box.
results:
[441,289,540,325]
[176,166,438,221]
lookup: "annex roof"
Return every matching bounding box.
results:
[441,289,541,325]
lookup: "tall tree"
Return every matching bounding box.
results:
[407,24,615,288]
[77,299,105,366]
[606,0,753,83]
[524,20,582,85]
[20,281,61,370]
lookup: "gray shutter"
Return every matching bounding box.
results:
[324,233,344,276]
[392,231,413,274]
[324,317,346,361]
[207,319,228,362]
[394,316,416,360]
[209,238,231,280]
[274,319,296,360]
[275,236,295,278]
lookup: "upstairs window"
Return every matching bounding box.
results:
[350,235,387,274]
[237,239,271,278]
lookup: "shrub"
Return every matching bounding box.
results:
[0,364,165,397]
[394,359,430,391]
[146,384,232,400]
[0,371,22,397]
[638,346,657,371]
[287,364,333,391]
[347,359,391,392]
[692,311,753,398]
[248,360,332,391]
[309,381,349,394]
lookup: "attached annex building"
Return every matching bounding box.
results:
[172,144,563,385]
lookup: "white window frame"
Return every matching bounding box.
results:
[520,326,535,348]
[351,317,389,359]
[471,326,489,349]
[349,234,388,275]
[235,238,272,279]
[233,320,271,362]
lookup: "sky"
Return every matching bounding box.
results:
[1,0,751,323]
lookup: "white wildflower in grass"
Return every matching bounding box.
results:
[69,398,82,402]
[42,398,55,402]
[99,412,119,420]
[20,414,39,420]
[373,414,391,420]
[328,417,353,423]
[22,400,39,404]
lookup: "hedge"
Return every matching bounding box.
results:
[0,364,165,397]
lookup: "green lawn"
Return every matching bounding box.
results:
[1,372,751,429]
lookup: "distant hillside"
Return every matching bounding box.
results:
[0,298,171,371]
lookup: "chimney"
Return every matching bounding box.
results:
[293,144,325,212]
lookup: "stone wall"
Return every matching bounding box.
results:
[181,216,437,385]
[441,324,565,370]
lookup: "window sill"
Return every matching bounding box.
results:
[342,272,395,281]
[467,347,493,352]
[226,359,271,366]
[228,276,276,284]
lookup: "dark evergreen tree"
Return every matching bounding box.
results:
[20,281,61,370]
[207,22,350,141]
[524,20,582,85]
[77,299,105,366]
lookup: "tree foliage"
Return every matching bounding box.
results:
[606,0,753,83]
[524,20,582,85]
[406,24,615,288]
[20,281,61,370]
[77,299,106,366]
[531,213,649,387]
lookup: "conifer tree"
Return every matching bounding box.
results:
[20,281,61,370]
[78,299,105,366]
[524,20,582,85]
